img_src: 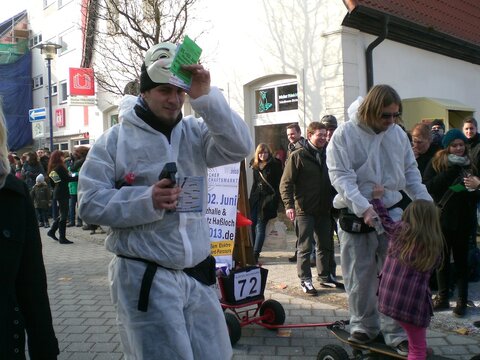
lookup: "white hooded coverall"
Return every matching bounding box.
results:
[78,87,253,359]
[326,98,432,345]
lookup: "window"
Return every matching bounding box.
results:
[29,34,43,48]
[277,84,298,111]
[60,81,68,103]
[255,88,276,114]
[110,114,119,126]
[43,82,58,98]
[43,0,56,9]
[58,28,75,54]
[59,34,68,53]
[254,83,298,115]
[58,0,73,8]
[33,75,44,89]
[45,83,58,97]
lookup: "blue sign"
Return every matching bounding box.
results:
[29,107,46,122]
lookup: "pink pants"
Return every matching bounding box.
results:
[398,320,427,360]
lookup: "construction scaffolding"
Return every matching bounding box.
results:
[0,10,29,65]
[0,39,29,64]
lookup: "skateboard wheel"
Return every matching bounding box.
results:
[317,344,349,360]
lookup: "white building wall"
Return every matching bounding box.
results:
[188,0,346,133]
[29,0,113,151]
[370,38,480,114]
[189,0,479,133]
[26,0,480,151]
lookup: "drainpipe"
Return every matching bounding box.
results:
[366,15,389,90]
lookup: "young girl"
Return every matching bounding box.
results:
[371,184,443,360]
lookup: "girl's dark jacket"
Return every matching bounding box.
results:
[0,174,59,359]
[49,165,77,201]
[249,158,283,222]
[423,161,478,231]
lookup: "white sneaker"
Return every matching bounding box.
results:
[301,280,318,295]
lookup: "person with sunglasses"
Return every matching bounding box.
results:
[326,85,432,355]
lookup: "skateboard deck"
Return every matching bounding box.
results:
[328,326,453,359]
[329,326,405,359]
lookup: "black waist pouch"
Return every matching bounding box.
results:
[338,208,375,234]
[184,255,217,286]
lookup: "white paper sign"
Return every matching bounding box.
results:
[206,163,240,269]
[176,176,203,212]
[233,268,261,301]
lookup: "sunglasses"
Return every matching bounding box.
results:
[381,112,402,119]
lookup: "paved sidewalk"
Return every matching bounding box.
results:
[38,225,480,359]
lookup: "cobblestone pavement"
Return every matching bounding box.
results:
[38,226,480,359]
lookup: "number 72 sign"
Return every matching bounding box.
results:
[233,268,261,301]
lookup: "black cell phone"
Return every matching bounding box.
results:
[158,162,177,187]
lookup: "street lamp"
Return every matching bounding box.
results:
[36,42,62,152]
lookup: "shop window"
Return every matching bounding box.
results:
[254,83,298,115]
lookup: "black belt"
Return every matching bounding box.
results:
[388,191,410,211]
[117,254,216,312]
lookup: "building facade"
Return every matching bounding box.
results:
[22,0,480,156]
[28,0,119,152]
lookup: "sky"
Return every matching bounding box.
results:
[1,0,29,24]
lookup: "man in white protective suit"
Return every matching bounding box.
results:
[78,42,253,359]
[326,85,432,356]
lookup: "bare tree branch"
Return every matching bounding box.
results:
[83,0,200,96]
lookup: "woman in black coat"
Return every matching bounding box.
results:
[249,143,283,263]
[47,150,77,244]
[423,129,478,317]
[0,109,59,359]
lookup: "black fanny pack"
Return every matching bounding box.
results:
[338,208,375,234]
[117,254,216,312]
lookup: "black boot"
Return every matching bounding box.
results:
[453,300,467,317]
[432,295,449,310]
[59,219,73,244]
[47,218,59,241]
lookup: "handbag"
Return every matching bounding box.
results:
[338,208,375,234]
[49,170,61,184]
[258,171,278,213]
[258,171,275,194]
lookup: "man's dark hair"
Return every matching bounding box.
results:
[463,116,478,128]
[306,122,326,137]
[286,123,301,132]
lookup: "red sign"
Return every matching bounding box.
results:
[55,108,65,127]
[69,68,95,96]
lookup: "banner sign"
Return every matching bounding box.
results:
[69,67,95,96]
[206,163,240,269]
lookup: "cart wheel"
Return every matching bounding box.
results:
[317,344,349,360]
[224,312,241,345]
[259,299,285,326]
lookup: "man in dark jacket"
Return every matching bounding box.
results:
[280,122,335,295]
[412,123,440,176]
[285,123,307,262]
[286,123,307,157]
[463,116,480,167]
